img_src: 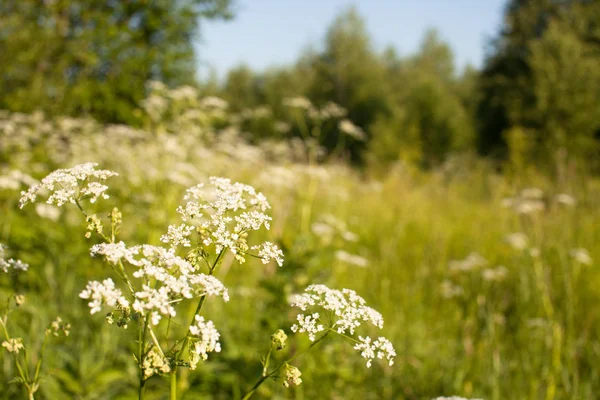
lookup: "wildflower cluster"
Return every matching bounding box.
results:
[353,336,396,368]
[0,244,29,273]
[19,162,118,208]
[501,187,545,215]
[188,315,222,368]
[0,244,70,399]
[283,364,303,387]
[85,244,229,326]
[143,348,171,378]
[290,284,394,367]
[170,177,283,265]
[2,338,24,354]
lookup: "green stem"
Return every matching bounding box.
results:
[0,317,32,397]
[241,331,330,400]
[33,334,48,383]
[138,315,149,400]
[170,369,177,400]
[262,346,272,377]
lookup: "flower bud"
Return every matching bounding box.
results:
[271,329,287,350]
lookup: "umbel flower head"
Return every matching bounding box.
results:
[84,243,229,326]
[2,338,24,354]
[283,364,302,387]
[289,284,395,368]
[188,315,221,369]
[168,177,284,265]
[19,163,118,208]
[0,244,29,273]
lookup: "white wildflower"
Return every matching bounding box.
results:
[283,364,303,387]
[290,285,383,338]
[2,338,24,354]
[290,313,324,342]
[353,336,396,368]
[188,274,230,301]
[521,187,544,199]
[341,230,359,242]
[529,247,541,258]
[160,224,195,248]
[0,244,29,273]
[133,285,175,325]
[90,242,140,265]
[570,248,592,265]
[189,315,221,366]
[449,252,487,272]
[505,232,529,251]
[142,347,171,378]
[335,250,369,268]
[441,280,463,299]
[176,177,274,263]
[251,242,284,266]
[35,203,61,221]
[339,119,366,141]
[47,316,71,337]
[200,96,229,110]
[482,266,508,282]
[555,193,576,206]
[311,222,335,240]
[19,163,118,208]
[79,278,130,315]
[432,397,484,400]
[283,96,312,110]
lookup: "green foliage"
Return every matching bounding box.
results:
[0,0,233,124]
[476,0,600,169]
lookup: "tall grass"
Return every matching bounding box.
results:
[1,96,599,399]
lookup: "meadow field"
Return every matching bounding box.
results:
[1,86,599,400]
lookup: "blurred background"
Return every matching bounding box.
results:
[1,0,600,399]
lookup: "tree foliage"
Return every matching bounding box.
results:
[476,0,600,167]
[0,0,232,123]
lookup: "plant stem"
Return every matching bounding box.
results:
[138,314,149,400]
[170,369,177,400]
[241,331,330,400]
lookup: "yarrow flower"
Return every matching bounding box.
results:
[79,278,130,315]
[448,252,487,273]
[46,317,71,337]
[353,336,396,368]
[2,338,24,354]
[283,364,303,387]
[290,285,395,368]
[334,250,369,268]
[87,242,229,326]
[19,163,118,208]
[173,177,283,265]
[290,313,324,342]
[290,284,383,336]
[142,347,171,378]
[505,232,529,251]
[570,248,592,265]
[432,397,484,400]
[188,315,221,368]
[90,242,140,265]
[0,244,29,273]
[251,241,284,266]
[502,188,545,215]
[160,223,195,248]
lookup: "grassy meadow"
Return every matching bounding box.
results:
[1,95,600,400]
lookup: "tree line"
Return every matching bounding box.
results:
[1,0,599,171]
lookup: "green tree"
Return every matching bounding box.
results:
[305,6,391,161]
[476,0,600,164]
[369,29,474,167]
[0,0,233,124]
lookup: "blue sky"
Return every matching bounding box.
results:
[196,0,507,79]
